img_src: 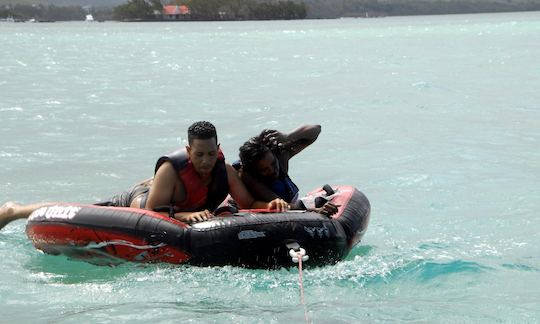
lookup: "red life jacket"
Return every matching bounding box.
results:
[154,148,229,212]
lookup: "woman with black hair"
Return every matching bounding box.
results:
[237,124,339,216]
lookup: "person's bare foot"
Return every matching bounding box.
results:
[0,202,18,230]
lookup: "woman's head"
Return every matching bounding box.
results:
[239,136,280,181]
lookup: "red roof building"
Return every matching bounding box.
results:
[163,5,190,19]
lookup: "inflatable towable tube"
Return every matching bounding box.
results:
[26,185,370,268]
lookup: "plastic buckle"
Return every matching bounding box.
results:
[289,247,309,263]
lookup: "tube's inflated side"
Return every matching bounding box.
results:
[26,185,370,268]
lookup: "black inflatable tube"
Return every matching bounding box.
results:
[26,186,370,268]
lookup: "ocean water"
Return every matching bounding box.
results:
[1,12,539,323]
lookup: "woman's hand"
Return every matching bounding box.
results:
[176,209,214,223]
[314,202,340,217]
[261,129,288,150]
[267,198,289,212]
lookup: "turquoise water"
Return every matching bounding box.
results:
[1,12,539,322]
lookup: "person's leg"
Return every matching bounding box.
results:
[0,202,54,230]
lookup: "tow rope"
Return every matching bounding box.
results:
[289,244,310,323]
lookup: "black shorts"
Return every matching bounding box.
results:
[94,183,149,208]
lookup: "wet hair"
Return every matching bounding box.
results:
[188,121,218,145]
[238,135,271,175]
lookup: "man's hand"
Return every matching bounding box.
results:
[267,198,289,212]
[177,209,214,223]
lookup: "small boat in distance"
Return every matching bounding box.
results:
[1,16,15,22]
[85,14,94,22]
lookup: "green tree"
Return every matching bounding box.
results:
[149,0,163,12]
[113,0,155,20]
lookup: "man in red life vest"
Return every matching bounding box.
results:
[0,121,289,229]
[130,121,288,223]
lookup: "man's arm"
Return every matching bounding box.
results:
[145,162,213,223]
[145,161,178,211]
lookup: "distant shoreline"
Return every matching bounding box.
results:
[2,6,540,23]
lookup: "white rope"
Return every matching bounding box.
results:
[290,247,310,323]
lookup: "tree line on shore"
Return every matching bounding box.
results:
[1,0,540,22]
[112,0,307,21]
[305,0,540,18]
[0,4,105,21]
[0,0,307,21]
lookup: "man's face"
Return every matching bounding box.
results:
[256,151,279,181]
[187,138,218,179]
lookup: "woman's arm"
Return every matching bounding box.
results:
[261,124,321,159]
[240,171,280,202]
[226,164,288,211]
